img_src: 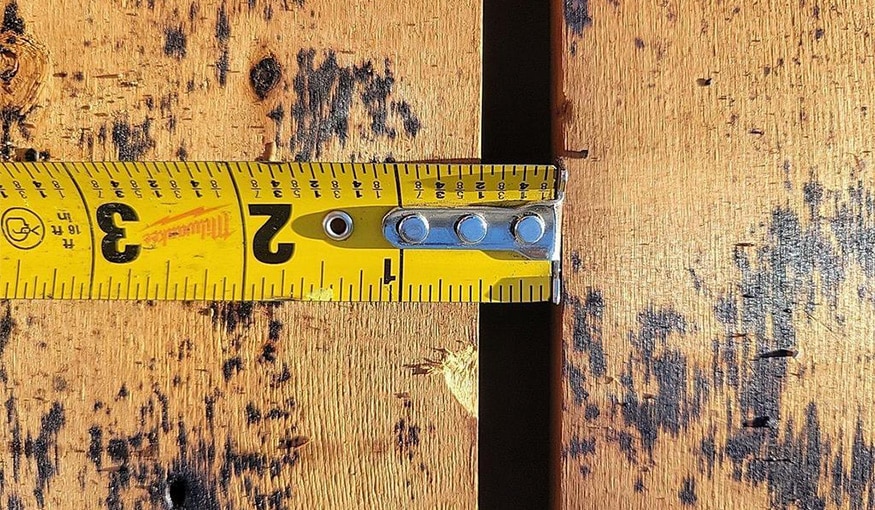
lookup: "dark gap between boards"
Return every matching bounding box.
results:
[480,0,554,508]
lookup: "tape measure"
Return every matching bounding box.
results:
[0,162,564,303]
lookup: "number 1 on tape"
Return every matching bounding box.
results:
[0,162,564,303]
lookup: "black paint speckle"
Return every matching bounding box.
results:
[107,438,130,464]
[393,418,421,462]
[2,2,25,35]
[215,5,230,43]
[88,426,103,469]
[267,104,285,124]
[155,389,171,433]
[289,49,421,161]
[259,342,276,363]
[0,107,27,161]
[617,431,636,463]
[357,59,396,137]
[204,395,216,426]
[688,268,705,293]
[268,319,283,341]
[211,4,232,88]
[215,49,229,87]
[630,306,687,382]
[768,403,826,509]
[32,402,65,508]
[245,403,261,424]
[177,420,188,452]
[566,435,596,467]
[584,404,599,421]
[128,433,143,449]
[565,362,588,406]
[831,443,844,506]
[0,304,14,357]
[210,302,254,333]
[564,0,592,36]
[571,290,607,378]
[846,418,872,510]
[219,437,299,501]
[588,303,691,463]
[222,357,243,381]
[678,476,697,505]
[164,26,187,59]
[700,432,716,478]
[570,251,582,272]
[272,363,291,387]
[112,117,155,161]
[392,101,421,137]
[7,495,22,510]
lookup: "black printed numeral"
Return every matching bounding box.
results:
[96,203,140,264]
[248,204,295,264]
[382,258,396,284]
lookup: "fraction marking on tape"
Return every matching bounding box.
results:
[0,162,565,303]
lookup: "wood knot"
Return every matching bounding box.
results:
[0,31,47,112]
[250,55,282,100]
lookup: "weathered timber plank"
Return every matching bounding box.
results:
[557,1,875,508]
[0,1,481,508]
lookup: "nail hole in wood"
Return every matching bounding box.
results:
[167,475,188,508]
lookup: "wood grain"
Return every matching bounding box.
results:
[0,1,480,508]
[556,1,875,508]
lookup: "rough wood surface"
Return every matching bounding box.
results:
[557,1,875,508]
[0,1,480,508]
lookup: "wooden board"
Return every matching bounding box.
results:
[556,1,875,508]
[0,1,480,508]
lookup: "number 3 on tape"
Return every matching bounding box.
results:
[0,162,565,303]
